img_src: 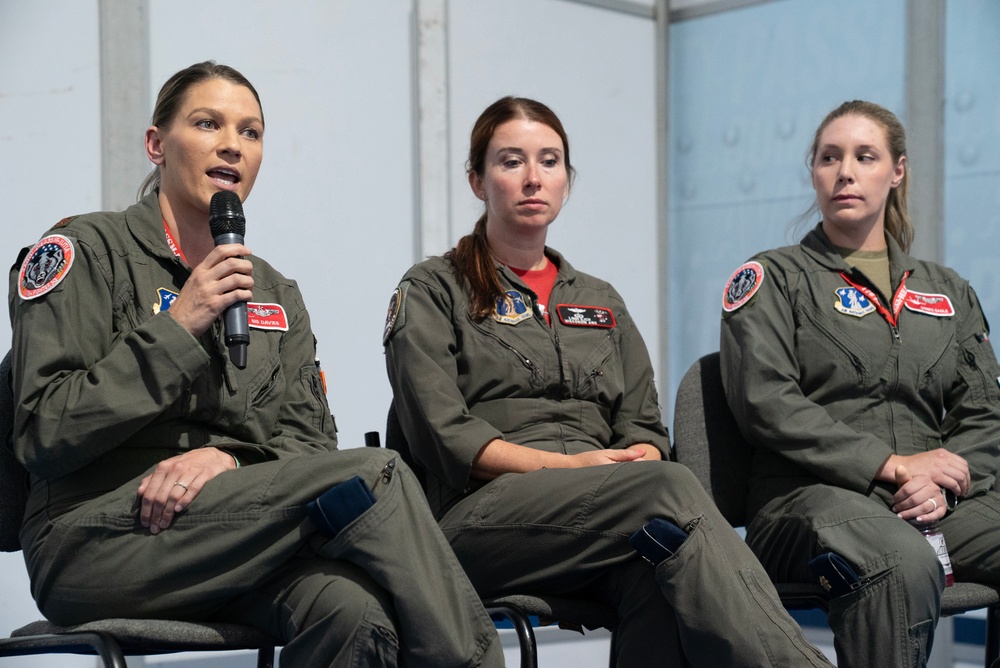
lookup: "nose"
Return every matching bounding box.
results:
[524,165,541,190]
[218,126,242,158]
[837,158,855,183]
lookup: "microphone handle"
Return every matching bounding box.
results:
[214,231,249,369]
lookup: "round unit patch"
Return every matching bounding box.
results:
[382,286,404,345]
[18,234,75,300]
[722,261,764,312]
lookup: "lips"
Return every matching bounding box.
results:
[208,168,240,186]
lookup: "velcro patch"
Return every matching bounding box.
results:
[556,304,616,328]
[152,287,180,314]
[18,234,75,300]
[493,290,532,325]
[383,284,407,344]
[903,291,955,317]
[834,287,876,318]
[722,261,764,313]
[247,302,289,331]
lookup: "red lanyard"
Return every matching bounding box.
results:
[838,270,910,328]
[163,220,188,264]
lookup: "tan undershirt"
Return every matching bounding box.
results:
[835,246,892,299]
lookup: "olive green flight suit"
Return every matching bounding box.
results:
[384,250,833,667]
[720,225,1000,668]
[9,193,502,668]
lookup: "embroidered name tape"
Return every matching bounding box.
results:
[556,304,616,328]
[903,291,955,317]
[19,234,75,300]
[247,302,288,331]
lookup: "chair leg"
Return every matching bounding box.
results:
[986,604,1000,668]
[256,645,276,668]
[487,604,538,668]
[1,632,129,668]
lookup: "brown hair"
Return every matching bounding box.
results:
[138,61,263,199]
[808,100,912,252]
[446,96,575,320]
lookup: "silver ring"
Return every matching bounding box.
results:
[929,497,938,511]
[173,481,189,490]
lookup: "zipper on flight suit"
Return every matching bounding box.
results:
[471,321,539,375]
[963,348,992,397]
[371,458,396,493]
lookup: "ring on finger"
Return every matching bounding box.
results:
[173,481,189,491]
[929,497,938,512]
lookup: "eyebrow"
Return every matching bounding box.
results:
[494,146,563,156]
[187,107,264,127]
[818,143,881,153]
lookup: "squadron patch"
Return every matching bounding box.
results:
[834,287,876,318]
[903,290,955,318]
[493,290,532,325]
[722,261,764,312]
[152,287,180,314]
[247,302,289,331]
[556,304,616,328]
[18,234,75,300]
[383,285,407,344]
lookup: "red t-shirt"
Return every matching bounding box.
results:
[508,259,558,325]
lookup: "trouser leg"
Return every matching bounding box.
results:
[939,490,1000,584]
[35,449,501,668]
[316,449,502,668]
[583,557,690,668]
[441,460,829,667]
[747,484,942,668]
[215,552,400,668]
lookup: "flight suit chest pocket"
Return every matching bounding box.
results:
[244,349,285,419]
[573,329,624,404]
[794,302,872,389]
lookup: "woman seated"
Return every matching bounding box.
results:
[9,61,502,668]
[720,100,1000,668]
[383,95,832,667]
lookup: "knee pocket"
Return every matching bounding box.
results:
[350,604,400,668]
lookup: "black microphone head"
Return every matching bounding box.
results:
[209,190,246,237]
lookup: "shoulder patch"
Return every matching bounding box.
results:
[493,290,532,325]
[383,284,407,344]
[903,290,955,318]
[248,302,289,331]
[722,261,764,313]
[18,234,75,300]
[53,215,78,229]
[556,304,616,328]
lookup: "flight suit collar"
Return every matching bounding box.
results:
[800,223,918,293]
[124,191,181,263]
[493,246,576,291]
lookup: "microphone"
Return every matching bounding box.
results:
[209,190,249,369]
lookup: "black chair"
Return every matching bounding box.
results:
[0,351,280,667]
[365,405,619,668]
[672,351,1000,668]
